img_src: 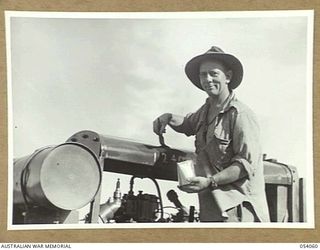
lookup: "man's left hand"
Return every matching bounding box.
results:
[178,176,211,193]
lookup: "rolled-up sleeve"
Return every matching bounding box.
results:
[174,106,204,136]
[180,112,198,136]
[231,109,262,178]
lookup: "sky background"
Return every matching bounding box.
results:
[8,12,313,221]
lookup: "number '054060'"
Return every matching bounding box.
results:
[300,244,318,248]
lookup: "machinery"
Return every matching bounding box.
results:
[13,143,102,224]
[12,130,306,224]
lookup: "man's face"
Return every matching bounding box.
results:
[199,60,232,97]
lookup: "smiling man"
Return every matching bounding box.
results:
[153,46,270,222]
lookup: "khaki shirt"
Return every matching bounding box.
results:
[177,92,270,222]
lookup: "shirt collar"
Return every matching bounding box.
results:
[219,91,237,114]
[204,91,236,114]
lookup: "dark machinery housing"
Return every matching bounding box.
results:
[12,130,306,224]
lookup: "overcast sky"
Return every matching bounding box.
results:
[8,11,313,219]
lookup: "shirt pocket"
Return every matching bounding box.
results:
[204,135,231,169]
[212,119,232,155]
[214,133,231,155]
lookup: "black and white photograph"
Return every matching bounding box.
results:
[6,10,314,229]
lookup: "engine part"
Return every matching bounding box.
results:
[13,143,102,210]
[116,191,159,223]
[111,176,162,223]
[166,190,189,215]
[99,179,122,222]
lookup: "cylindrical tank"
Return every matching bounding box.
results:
[67,130,298,185]
[13,143,102,210]
[67,130,197,181]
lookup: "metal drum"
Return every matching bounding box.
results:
[13,143,102,210]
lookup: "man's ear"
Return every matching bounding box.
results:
[226,70,233,83]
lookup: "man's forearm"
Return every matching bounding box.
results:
[179,162,248,194]
[212,162,248,185]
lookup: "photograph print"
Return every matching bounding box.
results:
[6,10,314,229]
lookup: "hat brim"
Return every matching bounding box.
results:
[185,53,243,90]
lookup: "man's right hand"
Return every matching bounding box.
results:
[153,113,173,135]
